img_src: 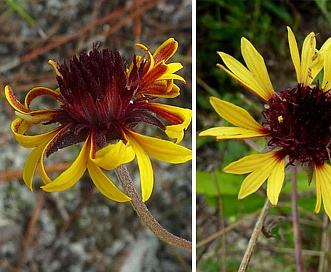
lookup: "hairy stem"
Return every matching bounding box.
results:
[115,164,192,251]
[292,165,303,272]
[238,198,270,272]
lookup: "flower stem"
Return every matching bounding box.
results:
[115,164,192,251]
[238,198,270,272]
[292,165,303,272]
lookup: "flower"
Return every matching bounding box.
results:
[199,27,331,218]
[5,38,192,202]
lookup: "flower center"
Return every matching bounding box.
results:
[262,84,331,165]
[48,45,166,152]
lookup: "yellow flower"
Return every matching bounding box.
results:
[200,27,331,218]
[6,38,192,202]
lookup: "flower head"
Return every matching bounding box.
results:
[6,38,192,202]
[200,27,331,218]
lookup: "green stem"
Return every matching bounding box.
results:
[115,164,192,251]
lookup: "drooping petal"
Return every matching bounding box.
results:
[91,140,135,170]
[125,132,154,202]
[24,86,60,109]
[22,137,53,190]
[125,130,191,163]
[146,102,191,143]
[87,160,131,202]
[5,85,29,113]
[41,138,90,192]
[223,152,285,204]
[11,118,61,148]
[287,26,301,84]
[314,163,331,219]
[241,37,273,97]
[15,109,62,125]
[266,157,285,205]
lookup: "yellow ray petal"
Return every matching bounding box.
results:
[223,152,280,174]
[231,152,285,201]
[301,32,316,86]
[199,127,268,140]
[238,166,270,200]
[152,38,177,63]
[322,45,331,91]
[287,26,301,83]
[311,38,331,83]
[22,139,50,190]
[209,97,268,133]
[87,161,131,202]
[126,133,154,202]
[147,103,191,143]
[24,86,60,109]
[126,130,191,163]
[11,118,61,148]
[266,158,285,205]
[41,139,90,192]
[314,164,323,213]
[241,37,273,96]
[217,53,274,101]
[5,85,28,113]
[92,141,135,170]
[314,163,331,219]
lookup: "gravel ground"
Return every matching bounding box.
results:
[0,1,192,271]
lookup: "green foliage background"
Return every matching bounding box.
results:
[197,0,331,271]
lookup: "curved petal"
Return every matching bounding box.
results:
[11,118,61,148]
[241,37,273,97]
[91,140,135,170]
[314,163,331,219]
[152,38,178,63]
[126,130,191,163]
[41,138,90,192]
[22,137,53,190]
[48,60,62,77]
[5,85,28,113]
[15,109,61,124]
[125,132,154,202]
[207,97,268,134]
[24,86,60,109]
[87,161,131,202]
[147,103,191,143]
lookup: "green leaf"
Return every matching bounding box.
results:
[196,170,242,196]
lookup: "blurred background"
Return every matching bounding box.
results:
[0,0,192,271]
[197,0,331,271]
